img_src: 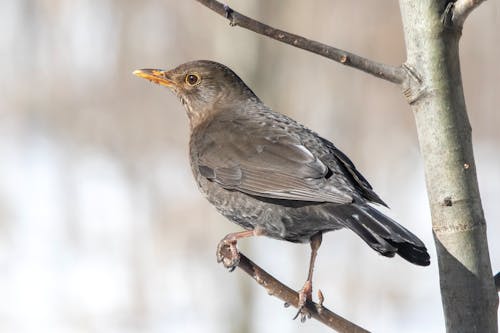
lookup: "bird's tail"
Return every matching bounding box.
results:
[327,204,430,266]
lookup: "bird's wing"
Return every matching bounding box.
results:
[195,117,353,204]
[319,138,388,206]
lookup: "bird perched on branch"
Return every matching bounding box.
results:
[133,60,430,319]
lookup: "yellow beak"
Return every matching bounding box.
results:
[133,69,176,88]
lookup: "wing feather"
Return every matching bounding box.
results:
[196,117,353,204]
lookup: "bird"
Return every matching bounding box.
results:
[133,60,430,319]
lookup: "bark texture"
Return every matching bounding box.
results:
[399,1,498,332]
[196,0,498,331]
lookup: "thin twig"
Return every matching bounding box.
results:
[195,0,405,85]
[219,246,370,333]
[452,0,488,27]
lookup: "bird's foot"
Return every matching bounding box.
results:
[223,4,236,25]
[316,289,325,314]
[216,237,240,271]
[293,280,313,322]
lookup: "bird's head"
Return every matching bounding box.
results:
[133,60,258,128]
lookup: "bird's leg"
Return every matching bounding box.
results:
[216,228,263,271]
[294,232,323,322]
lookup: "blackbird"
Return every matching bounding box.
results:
[133,60,430,318]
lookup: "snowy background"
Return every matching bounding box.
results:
[0,1,498,332]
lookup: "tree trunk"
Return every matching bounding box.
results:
[399,1,498,332]
[196,0,498,330]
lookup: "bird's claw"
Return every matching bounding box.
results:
[293,307,312,323]
[293,280,313,322]
[316,289,325,314]
[223,4,236,26]
[293,307,312,322]
[216,238,240,270]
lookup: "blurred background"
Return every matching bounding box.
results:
[0,1,498,332]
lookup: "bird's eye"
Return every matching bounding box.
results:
[185,73,201,86]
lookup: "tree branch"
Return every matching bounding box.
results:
[451,0,488,27]
[219,247,370,333]
[195,0,406,85]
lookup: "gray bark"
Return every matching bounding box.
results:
[399,1,498,332]
[196,0,499,331]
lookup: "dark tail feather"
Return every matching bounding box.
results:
[328,204,430,266]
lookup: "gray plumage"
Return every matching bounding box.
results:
[135,60,430,266]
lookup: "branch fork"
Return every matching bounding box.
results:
[194,0,493,330]
[451,0,488,28]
